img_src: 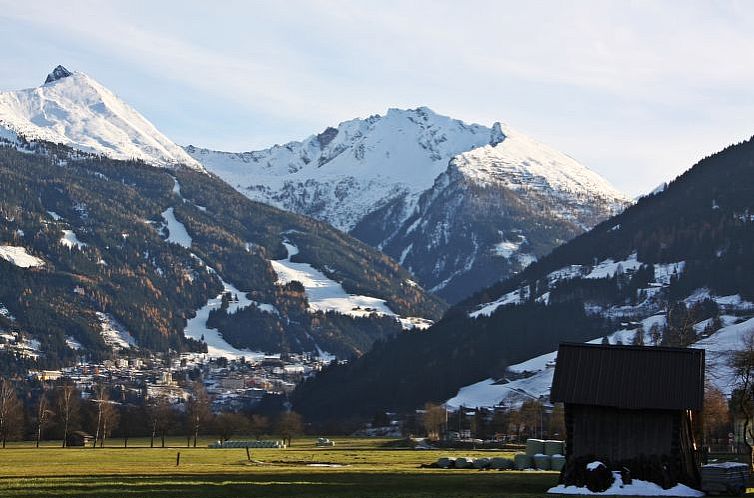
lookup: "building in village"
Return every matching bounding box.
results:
[550,342,705,487]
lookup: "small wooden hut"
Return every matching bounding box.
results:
[550,343,705,488]
[66,431,94,447]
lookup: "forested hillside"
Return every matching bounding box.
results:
[293,135,754,420]
[0,142,445,372]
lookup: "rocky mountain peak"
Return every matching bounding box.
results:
[44,65,73,84]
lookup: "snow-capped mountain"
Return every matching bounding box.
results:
[188,108,629,302]
[292,134,754,421]
[0,66,202,170]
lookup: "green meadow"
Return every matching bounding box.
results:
[0,437,558,497]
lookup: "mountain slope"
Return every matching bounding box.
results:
[188,108,628,302]
[0,141,444,373]
[0,65,202,169]
[292,135,754,420]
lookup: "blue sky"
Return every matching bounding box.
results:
[1,1,754,196]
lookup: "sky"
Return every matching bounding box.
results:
[1,1,754,196]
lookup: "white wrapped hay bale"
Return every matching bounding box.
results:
[514,453,532,470]
[544,440,564,456]
[490,457,510,470]
[525,438,545,456]
[550,454,566,472]
[473,457,490,469]
[436,457,455,469]
[454,457,473,469]
[533,453,551,470]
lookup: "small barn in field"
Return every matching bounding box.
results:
[550,343,705,488]
[66,431,95,447]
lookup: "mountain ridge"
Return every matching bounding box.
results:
[292,134,754,420]
[188,107,629,302]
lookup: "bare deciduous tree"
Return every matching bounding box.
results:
[0,378,22,448]
[422,403,446,440]
[187,381,212,448]
[249,414,269,441]
[276,411,303,447]
[35,393,55,448]
[147,395,172,448]
[729,332,754,468]
[57,384,79,448]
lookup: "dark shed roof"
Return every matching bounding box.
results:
[550,343,704,411]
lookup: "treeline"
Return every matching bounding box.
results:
[292,301,604,421]
[0,377,305,448]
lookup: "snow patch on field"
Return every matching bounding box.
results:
[66,336,83,350]
[469,289,523,318]
[161,207,192,248]
[584,253,642,279]
[272,242,393,318]
[0,245,44,268]
[183,268,268,360]
[96,312,136,350]
[548,471,703,496]
[270,241,429,329]
[60,229,87,249]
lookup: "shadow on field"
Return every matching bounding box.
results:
[0,471,560,498]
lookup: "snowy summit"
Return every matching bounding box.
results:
[0,66,203,170]
[188,107,629,301]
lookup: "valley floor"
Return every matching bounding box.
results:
[0,437,747,497]
[0,437,556,497]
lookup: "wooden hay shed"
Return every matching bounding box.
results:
[66,431,94,447]
[550,343,705,488]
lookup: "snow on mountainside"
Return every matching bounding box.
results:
[0,66,202,170]
[188,107,629,302]
[452,123,626,224]
[187,107,496,231]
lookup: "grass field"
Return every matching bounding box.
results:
[0,436,560,497]
[0,437,746,497]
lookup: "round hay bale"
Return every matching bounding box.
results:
[585,461,613,493]
[454,457,473,469]
[490,457,509,470]
[436,457,455,469]
[533,454,551,470]
[550,454,566,472]
[525,438,545,456]
[473,457,490,469]
[514,453,532,470]
[544,440,564,456]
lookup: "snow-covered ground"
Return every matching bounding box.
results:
[469,289,524,318]
[272,241,391,317]
[96,312,136,350]
[183,272,266,360]
[548,470,703,496]
[0,67,203,169]
[160,207,192,248]
[269,241,431,329]
[65,336,83,350]
[453,123,627,210]
[60,229,87,249]
[0,245,44,268]
[450,301,754,410]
